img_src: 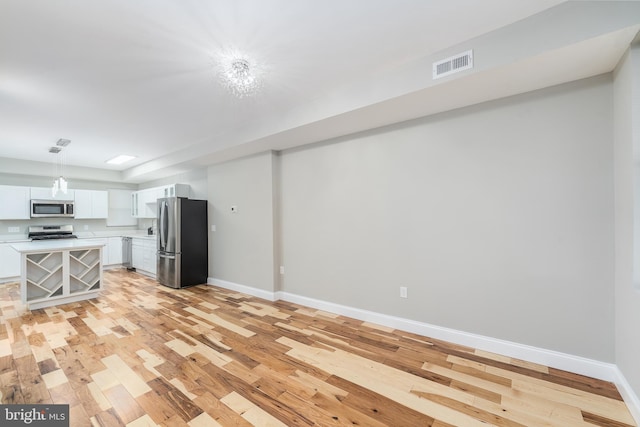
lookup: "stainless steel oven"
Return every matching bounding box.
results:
[30,199,75,218]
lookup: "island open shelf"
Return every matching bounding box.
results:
[10,239,106,310]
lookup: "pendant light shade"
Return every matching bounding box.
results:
[50,139,70,197]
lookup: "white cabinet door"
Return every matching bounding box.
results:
[74,190,93,218]
[92,191,108,218]
[143,239,157,275]
[172,184,190,198]
[0,185,30,219]
[131,189,155,218]
[142,189,159,218]
[0,243,21,279]
[131,238,156,275]
[132,239,144,269]
[31,187,75,201]
[107,189,136,226]
[74,190,108,219]
[131,192,138,217]
[131,184,190,219]
[107,237,123,265]
[139,189,154,218]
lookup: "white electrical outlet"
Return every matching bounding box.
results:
[8,226,19,233]
[400,286,408,298]
[279,266,285,275]
[211,224,216,232]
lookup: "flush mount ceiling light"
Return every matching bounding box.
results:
[216,50,264,98]
[106,154,136,165]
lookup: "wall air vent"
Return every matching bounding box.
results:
[432,50,473,79]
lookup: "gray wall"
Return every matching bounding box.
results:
[279,75,615,361]
[614,42,640,397]
[207,152,278,292]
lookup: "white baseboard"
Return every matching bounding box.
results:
[277,291,618,380]
[616,366,640,424]
[208,277,279,302]
[207,277,640,424]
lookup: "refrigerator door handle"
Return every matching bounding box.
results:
[159,253,175,260]
[159,200,167,251]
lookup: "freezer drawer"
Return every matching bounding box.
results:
[157,252,181,289]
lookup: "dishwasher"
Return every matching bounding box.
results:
[122,237,135,271]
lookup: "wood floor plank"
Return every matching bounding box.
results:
[325,374,437,427]
[277,335,495,426]
[0,271,636,427]
[192,391,254,427]
[134,390,178,424]
[220,391,289,427]
[102,384,147,424]
[423,360,592,426]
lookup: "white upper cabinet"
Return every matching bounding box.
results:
[0,185,30,219]
[131,184,189,218]
[30,187,75,201]
[160,183,189,198]
[74,190,108,219]
[108,189,137,226]
[132,189,156,218]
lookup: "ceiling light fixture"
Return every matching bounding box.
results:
[106,154,136,165]
[50,139,70,197]
[216,49,264,98]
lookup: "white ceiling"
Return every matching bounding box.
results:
[0,0,638,183]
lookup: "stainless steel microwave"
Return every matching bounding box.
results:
[30,199,75,218]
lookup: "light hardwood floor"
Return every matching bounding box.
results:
[0,269,636,426]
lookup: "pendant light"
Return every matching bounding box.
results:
[50,139,70,197]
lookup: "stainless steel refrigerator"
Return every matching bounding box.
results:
[157,197,208,288]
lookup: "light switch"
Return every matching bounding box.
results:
[211,225,216,232]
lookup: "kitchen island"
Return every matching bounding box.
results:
[10,239,106,309]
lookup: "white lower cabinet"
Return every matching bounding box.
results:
[78,237,124,266]
[131,237,155,276]
[21,246,102,309]
[132,239,144,270]
[0,243,22,281]
[143,239,156,275]
[10,235,153,284]
[108,237,123,265]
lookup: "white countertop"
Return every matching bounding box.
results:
[0,230,156,243]
[10,239,107,253]
[77,231,156,240]
[0,235,30,243]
